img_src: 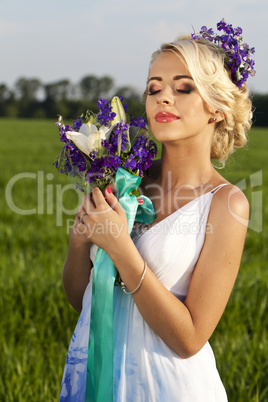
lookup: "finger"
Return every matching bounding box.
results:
[104,183,117,197]
[91,187,112,214]
[82,193,96,214]
[91,187,106,205]
[105,187,125,215]
[82,193,91,209]
[76,204,84,218]
[75,210,86,225]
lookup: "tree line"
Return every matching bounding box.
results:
[0,75,267,126]
[0,75,146,120]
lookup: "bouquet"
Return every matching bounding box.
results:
[54,96,157,194]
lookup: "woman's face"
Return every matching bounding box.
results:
[145,51,213,145]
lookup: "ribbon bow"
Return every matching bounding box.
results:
[85,168,155,401]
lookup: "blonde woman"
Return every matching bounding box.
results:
[60,19,255,401]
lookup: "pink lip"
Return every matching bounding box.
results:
[155,111,180,123]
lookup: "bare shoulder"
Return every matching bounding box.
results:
[210,184,249,226]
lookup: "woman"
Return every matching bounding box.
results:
[60,20,254,401]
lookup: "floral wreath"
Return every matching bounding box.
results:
[191,18,256,87]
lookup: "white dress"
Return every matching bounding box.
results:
[60,186,228,401]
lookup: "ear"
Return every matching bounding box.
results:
[209,110,225,124]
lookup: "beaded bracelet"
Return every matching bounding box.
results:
[121,261,147,295]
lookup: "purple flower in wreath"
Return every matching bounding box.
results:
[191,18,256,87]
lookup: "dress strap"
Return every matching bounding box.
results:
[211,183,230,194]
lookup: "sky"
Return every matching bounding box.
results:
[1,0,267,96]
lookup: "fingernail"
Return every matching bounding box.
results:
[107,187,113,194]
[138,198,144,204]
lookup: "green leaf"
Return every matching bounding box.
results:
[130,188,140,197]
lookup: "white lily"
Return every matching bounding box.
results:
[66,122,115,155]
[110,96,127,124]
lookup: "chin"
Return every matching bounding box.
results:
[153,129,185,143]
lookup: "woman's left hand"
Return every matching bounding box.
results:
[77,186,130,254]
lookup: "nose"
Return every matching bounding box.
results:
[156,86,174,105]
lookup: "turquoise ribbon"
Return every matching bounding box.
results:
[85,168,155,401]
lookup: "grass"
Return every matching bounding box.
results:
[0,118,267,401]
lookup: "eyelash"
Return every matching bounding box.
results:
[148,89,161,96]
[177,88,193,94]
[148,87,193,96]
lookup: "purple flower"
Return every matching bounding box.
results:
[217,20,227,31]
[130,116,146,128]
[225,23,234,35]
[73,117,82,130]
[124,154,137,170]
[97,98,116,126]
[191,18,256,87]
[132,136,146,158]
[103,154,122,170]
[234,27,243,36]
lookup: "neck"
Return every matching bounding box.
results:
[159,143,215,192]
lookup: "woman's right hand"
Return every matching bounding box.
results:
[70,183,118,246]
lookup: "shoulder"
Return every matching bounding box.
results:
[211,184,249,220]
[209,184,249,231]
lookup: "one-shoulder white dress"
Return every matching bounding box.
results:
[60,186,228,401]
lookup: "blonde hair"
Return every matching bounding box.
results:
[144,35,253,164]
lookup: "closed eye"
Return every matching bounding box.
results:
[148,89,161,96]
[177,86,194,94]
[148,87,194,96]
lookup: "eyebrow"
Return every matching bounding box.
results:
[147,75,193,83]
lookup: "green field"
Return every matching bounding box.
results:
[0,118,267,401]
